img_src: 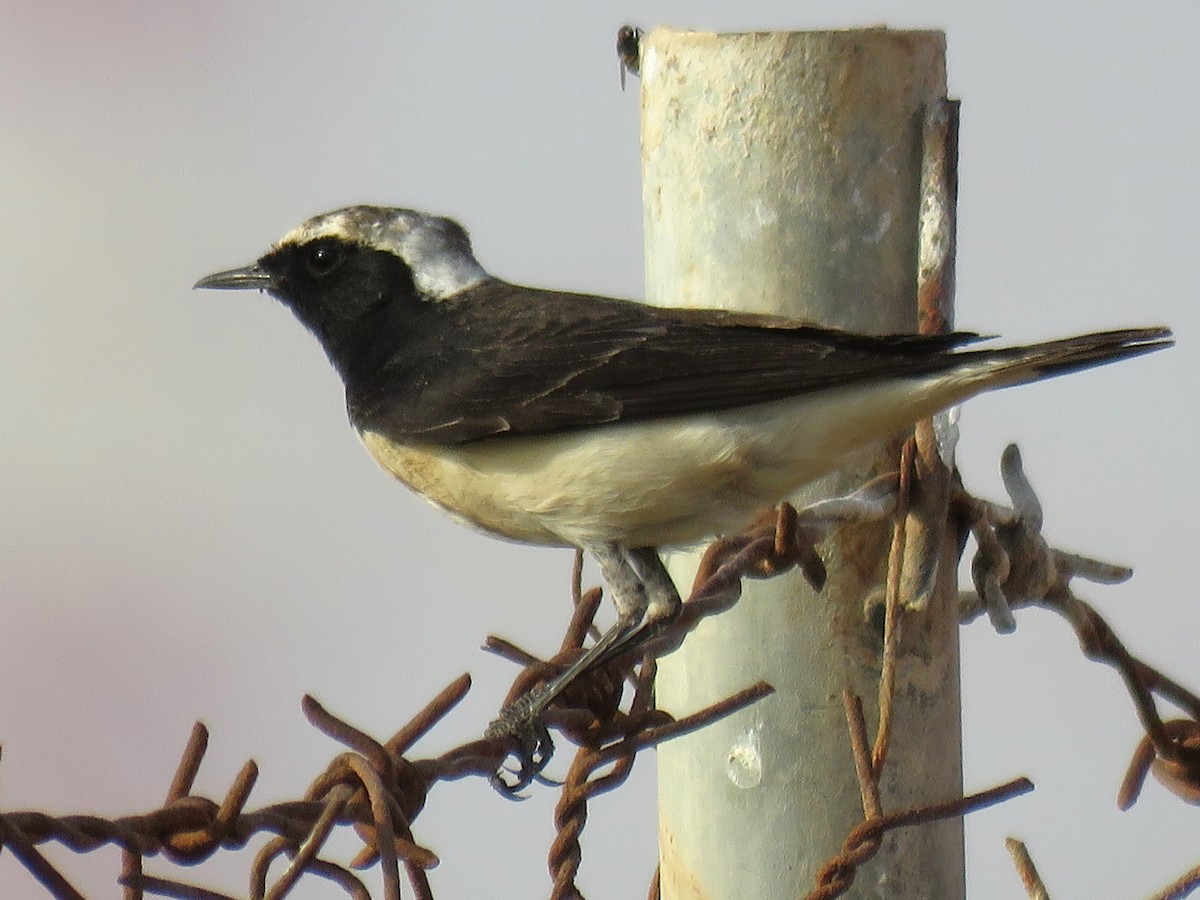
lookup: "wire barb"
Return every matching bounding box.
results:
[1005,837,1051,900]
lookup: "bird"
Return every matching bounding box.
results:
[195,204,1171,776]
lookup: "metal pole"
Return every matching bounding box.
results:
[642,28,964,898]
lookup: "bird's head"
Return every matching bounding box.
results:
[194,205,489,350]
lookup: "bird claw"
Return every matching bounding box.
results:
[485,687,557,797]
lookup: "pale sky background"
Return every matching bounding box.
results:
[1,2,1197,898]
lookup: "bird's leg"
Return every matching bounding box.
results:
[608,545,682,657]
[499,543,653,718]
[536,544,682,710]
[485,543,681,793]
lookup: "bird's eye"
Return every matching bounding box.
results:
[304,242,345,278]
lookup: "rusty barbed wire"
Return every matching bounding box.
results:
[0,497,803,900]
[1005,837,1051,900]
[480,483,909,896]
[2,672,489,900]
[956,443,1200,814]
[547,661,771,899]
[3,436,1197,898]
[799,437,1200,900]
[874,96,960,785]
[1147,861,1200,900]
[0,659,767,899]
[1120,719,1200,809]
[480,574,775,898]
[0,473,894,899]
[804,691,1034,900]
[872,435,917,775]
[809,778,1035,900]
[1009,835,1200,900]
[952,443,1200,897]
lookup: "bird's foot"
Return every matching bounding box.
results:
[483,619,643,797]
[485,684,558,796]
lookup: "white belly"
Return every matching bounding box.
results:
[357,373,972,548]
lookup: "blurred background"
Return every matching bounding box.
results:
[0,2,1196,897]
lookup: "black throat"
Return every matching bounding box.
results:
[258,241,447,415]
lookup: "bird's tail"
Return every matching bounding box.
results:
[970,326,1173,389]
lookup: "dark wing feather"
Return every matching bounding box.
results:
[349,280,983,444]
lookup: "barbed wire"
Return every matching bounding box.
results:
[2,440,1196,898]
[804,690,1033,900]
[1005,838,1051,900]
[956,444,1200,900]
[795,438,1200,900]
[0,501,791,899]
[956,443,1200,810]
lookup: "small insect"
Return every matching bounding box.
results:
[617,25,643,90]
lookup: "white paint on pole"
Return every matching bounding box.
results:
[643,28,964,899]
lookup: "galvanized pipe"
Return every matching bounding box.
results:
[642,28,964,899]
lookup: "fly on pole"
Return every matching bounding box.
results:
[642,29,965,898]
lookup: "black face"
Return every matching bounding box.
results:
[260,237,417,317]
[257,236,426,380]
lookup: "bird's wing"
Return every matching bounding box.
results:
[351,280,984,444]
